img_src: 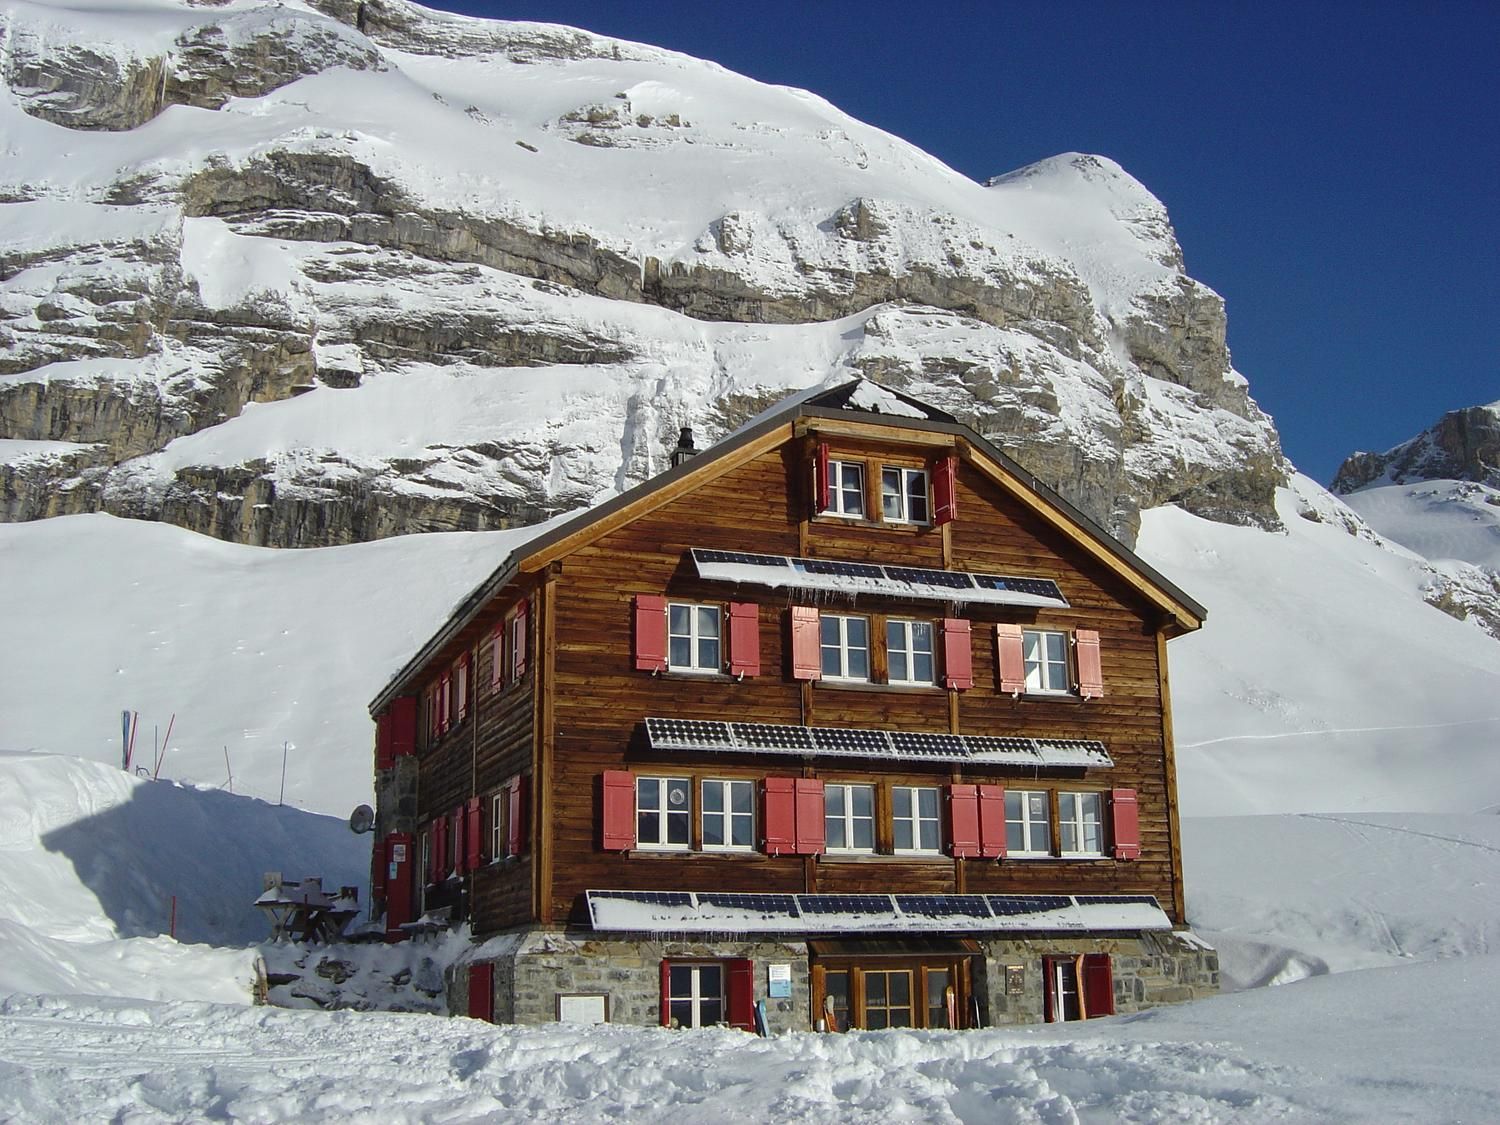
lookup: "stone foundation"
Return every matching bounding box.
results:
[449,928,1216,1030]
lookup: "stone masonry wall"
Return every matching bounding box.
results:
[979,931,1219,1025]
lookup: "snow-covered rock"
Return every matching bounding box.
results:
[0,0,1283,548]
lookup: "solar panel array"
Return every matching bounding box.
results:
[691,548,1068,607]
[645,717,1112,768]
[586,889,1169,933]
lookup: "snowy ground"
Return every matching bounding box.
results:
[3,955,1499,1122]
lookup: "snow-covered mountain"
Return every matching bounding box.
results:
[1331,402,1500,634]
[0,0,1282,548]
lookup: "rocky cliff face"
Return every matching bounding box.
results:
[1332,403,1500,493]
[0,0,1285,548]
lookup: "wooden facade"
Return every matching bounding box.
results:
[369,380,1208,1030]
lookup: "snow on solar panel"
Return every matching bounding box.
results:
[986,895,1072,916]
[592,890,694,908]
[895,894,993,919]
[1035,739,1113,767]
[698,892,800,916]
[972,574,1066,600]
[1074,895,1158,907]
[962,735,1044,762]
[796,894,897,915]
[883,566,973,589]
[792,557,884,578]
[692,548,790,568]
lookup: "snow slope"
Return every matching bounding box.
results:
[1341,478,1500,570]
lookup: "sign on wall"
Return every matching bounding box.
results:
[767,963,792,999]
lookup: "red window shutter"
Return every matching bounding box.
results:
[790,606,822,681]
[513,599,529,680]
[456,654,470,720]
[978,784,1006,858]
[508,775,526,857]
[633,595,667,672]
[466,795,483,870]
[728,602,761,677]
[375,712,393,771]
[793,778,826,855]
[468,962,495,1021]
[1110,788,1140,860]
[391,696,417,758]
[660,960,672,1027]
[814,441,830,513]
[1075,629,1104,699]
[933,454,957,525]
[726,959,756,1032]
[490,622,504,690]
[601,770,636,850]
[996,623,1026,695]
[1082,953,1115,1018]
[761,777,796,855]
[452,805,468,877]
[946,784,981,858]
[940,618,973,690]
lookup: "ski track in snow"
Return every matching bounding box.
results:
[1177,713,1500,749]
[1298,813,1500,856]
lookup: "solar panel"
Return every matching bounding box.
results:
[698,892,800,917]
[693,548,790,568]
[895,894,993,919]
[962,735,1042,760]
[730,722,815,751]
[796,894,897,915]
[883,566,974,590]
[986,895,1072,916]
[1035,739,1113,767]
[972,574,1066,601]
[645,717,735,749]
[591,890,694,908]
[889,730,966,757]
[792,557,884,578]
[810,726,893,755]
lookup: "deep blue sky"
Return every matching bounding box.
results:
[435,1,1497,484]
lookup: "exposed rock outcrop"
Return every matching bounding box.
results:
[1333,404,1500,493]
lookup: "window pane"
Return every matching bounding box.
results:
[669,965,693,994]
[865,973,888,1006]
[668,605,690,634]
[820,616,840,644]
[918,788,938,817]
[894,788,912,819]
[667,811,689,845]
[919,819,940,851]
[730,782,753,814]
[913,651,933,683]
[895,819,914,851]
[698,607,720,638]
[731,813,753,847]
[670,999,693,1027]
[847,646,869,679]
[668,636,691,667]
[847,617,868,647]
[703,816,724,847]
[703,783,723,813]
[853,818,874,850]
[852,786,873,817]
[889,972,910,1005]
[698,635,720,669]
[826,787,846,816]
[639,778,658,808]
[927,970,950,1029]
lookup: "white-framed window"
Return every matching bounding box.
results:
[820,614,870,681]
[886,619,935,685]
[825,783,876,852]
[667,603,721,673]
[491,791,507,861]
[507,610,526,682]
[1059,791,1105,857]
[892,786,941,853]
[881,466,929,524]
[824,460,866,517]
[666,962,724,1028]
[454,656,469,720]
[702,779,754,850]
[636,776,690,849]
[1023,629,1070,694]
[1005,789,1051,857]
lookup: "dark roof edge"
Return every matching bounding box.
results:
[369,385,1206,715]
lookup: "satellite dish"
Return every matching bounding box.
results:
[348,804,375,834]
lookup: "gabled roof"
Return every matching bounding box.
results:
[369,377,1206,714]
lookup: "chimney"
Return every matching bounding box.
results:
[669,426,698,468]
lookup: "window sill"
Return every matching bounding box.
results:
[627,849,771,860]
[1009,692,1082,705]
[661,669,735,682]
[815,680,944,695]
[818,852,948,863]
[809,516,932,534]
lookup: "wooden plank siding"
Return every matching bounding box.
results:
[383,414,1194,939]
[540,439,1187,928]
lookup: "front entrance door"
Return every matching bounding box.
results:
[813,956,970,1030]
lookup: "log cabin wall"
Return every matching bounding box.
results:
[542,429,1184,929]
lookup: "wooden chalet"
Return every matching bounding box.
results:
[368,378,1219,1032]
